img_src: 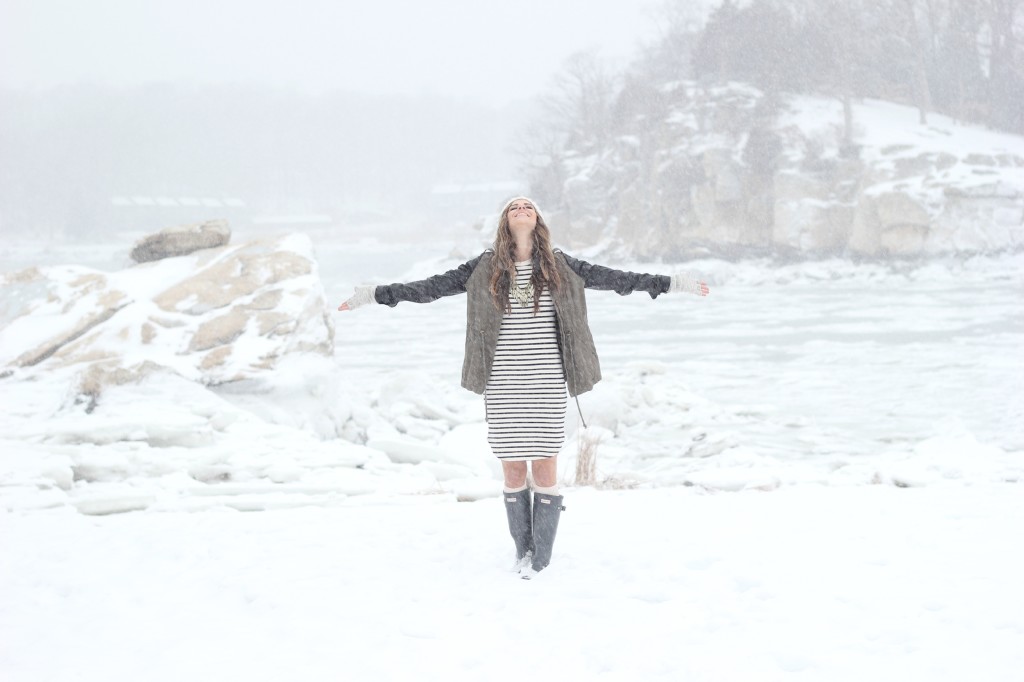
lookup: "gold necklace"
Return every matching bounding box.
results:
[510,280,534,307]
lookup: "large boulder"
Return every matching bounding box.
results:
[0,233,334,388]
[849,190,933,256]
[875,191,932,256]
[130,219,231,263]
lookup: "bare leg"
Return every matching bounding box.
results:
[531,456,558,489]
[501,461,528,489]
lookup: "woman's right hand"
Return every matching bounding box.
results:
[338,285,376,311]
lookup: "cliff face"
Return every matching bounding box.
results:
[543,84,1024,260]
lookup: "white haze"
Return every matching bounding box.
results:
[1,0,719,237]
[0,0,665,106]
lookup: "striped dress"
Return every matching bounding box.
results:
[485,260,568,461]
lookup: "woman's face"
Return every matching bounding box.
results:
[506,198,538,234]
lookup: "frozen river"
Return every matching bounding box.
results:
[319,241,1023,469]
[2,234,1021,491]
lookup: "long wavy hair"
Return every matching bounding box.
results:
[489,197,562,314]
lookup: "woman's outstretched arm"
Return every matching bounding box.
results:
[557,251,709,298]
[338,253,485,311]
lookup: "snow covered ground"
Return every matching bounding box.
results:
[1,236,1022,680]
[3,485,1022,681]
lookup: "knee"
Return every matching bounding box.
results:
[532,463,557,488]
[502,462,528,488]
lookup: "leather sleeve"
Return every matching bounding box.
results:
[558,251,670,299]
[374,253,485,307]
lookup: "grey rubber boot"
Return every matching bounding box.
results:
[530,492,566,572]
[503,488,534,563]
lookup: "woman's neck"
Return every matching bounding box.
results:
[514,238,532,263]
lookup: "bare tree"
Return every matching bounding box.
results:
[803,0,873,149]
[895,0,935,124]
[542,50,619,153]
[981,0,1024,130]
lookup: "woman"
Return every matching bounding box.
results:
[339,197,709,578]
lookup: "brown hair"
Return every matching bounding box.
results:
[489,198,562,314]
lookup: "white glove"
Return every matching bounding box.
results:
[670,274,708,296]
[341,285,377,310]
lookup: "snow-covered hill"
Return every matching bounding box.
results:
[547,86,1024,260]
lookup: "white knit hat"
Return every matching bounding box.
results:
[501,196,544,222]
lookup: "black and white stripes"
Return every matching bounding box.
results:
[485,261,567,461]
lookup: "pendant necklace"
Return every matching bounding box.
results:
[510,279,534,307]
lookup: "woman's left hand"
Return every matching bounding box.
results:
[670,274,709,297]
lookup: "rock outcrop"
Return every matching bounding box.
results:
[0,233,334,393]
[130,219,231,263]
[541,87,1024,259]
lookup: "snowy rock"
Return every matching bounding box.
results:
[690,149,750,246]
[0,233,334,386]
[130,219,231,263]
[704,149,744,203]
[850,191,931,256]
[874,191,931,231]
[771,166,858,253]
[927,183,1024,254]
[0,268,131,368]
[76,360,167,410]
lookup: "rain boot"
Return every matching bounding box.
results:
[529,492,565,574]
[503,488,534,570]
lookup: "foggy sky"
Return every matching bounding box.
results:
[1,0,662,105]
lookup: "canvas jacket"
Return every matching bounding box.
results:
[374,250,670,397]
